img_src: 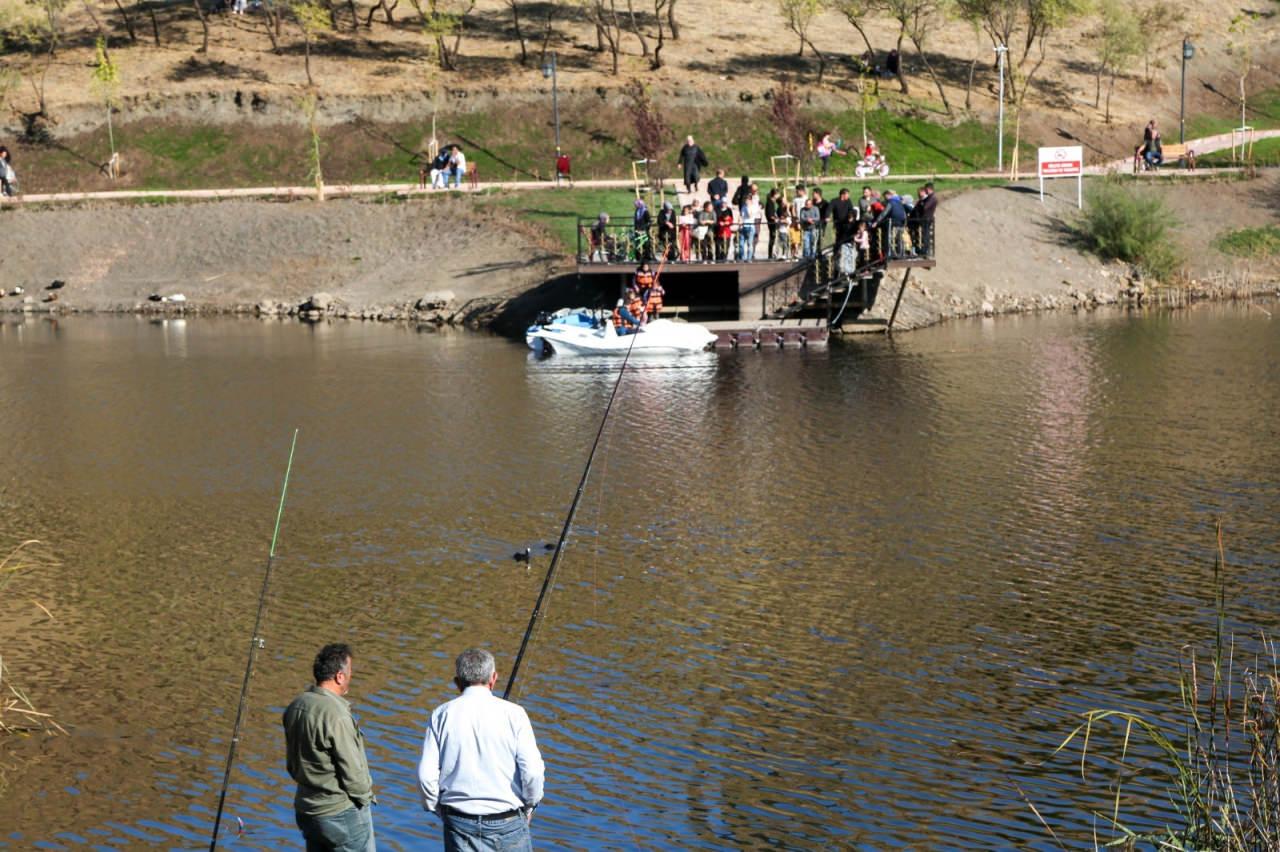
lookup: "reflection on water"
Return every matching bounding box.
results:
[0,307,1277,848]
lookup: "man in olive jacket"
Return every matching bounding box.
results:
[283,643,377,851]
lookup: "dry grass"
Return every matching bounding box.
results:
[0,541,66,738]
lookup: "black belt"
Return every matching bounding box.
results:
[440,804,522,822]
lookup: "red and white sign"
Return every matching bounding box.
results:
[1038,145,1083,177]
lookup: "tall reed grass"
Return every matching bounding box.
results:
[1041,522,1279,849]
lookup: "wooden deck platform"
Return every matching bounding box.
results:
[698,318,829,350]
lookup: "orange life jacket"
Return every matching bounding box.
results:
[635,270,655,289]
[612,306,635,330]
[628,293,645,318]
[644,285,664,316]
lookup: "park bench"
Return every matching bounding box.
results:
[1161,143,1196,170]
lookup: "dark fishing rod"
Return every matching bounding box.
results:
[209,429,299,851]
[504,250,666,700]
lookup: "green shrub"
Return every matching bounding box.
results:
[1213,225,1280,258]
[1072,179,1184,281]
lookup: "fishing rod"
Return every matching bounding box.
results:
[504,251,666,701]
[209,429,299,851]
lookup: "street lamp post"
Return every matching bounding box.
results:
[995,45,1008,173]
[542,52,561,179]
[1179,38,1195,144]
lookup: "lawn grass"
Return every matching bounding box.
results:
[1213,224,1280,258]
[1194,136,1280,167]
[1184,87,1280,139]
[486,187,636,254]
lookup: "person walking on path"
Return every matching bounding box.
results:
[0,146,18,197]
[418,649,545,852]
[677,136,709,194]
[283,643,377,852]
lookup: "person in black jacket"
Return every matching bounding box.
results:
[829,188,856,259]
[764,188,783,260]
[916,182,938,256]
[677,136,709,193]
[707,169,729,209]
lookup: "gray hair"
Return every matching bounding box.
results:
[455,648,495,686]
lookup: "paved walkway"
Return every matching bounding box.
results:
[1089,128,1280,173]
[1,129,1272,207]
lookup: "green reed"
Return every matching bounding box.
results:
[1041,521,1279,849]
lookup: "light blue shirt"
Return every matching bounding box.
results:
[418,685,545,815]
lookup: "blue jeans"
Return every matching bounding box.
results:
[738,224,756,259]
[802,229,818,259]
[442,811,532,852]
[449,167,461,188]
[296,804,376,852]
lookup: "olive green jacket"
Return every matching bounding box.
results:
[282,685,376,816]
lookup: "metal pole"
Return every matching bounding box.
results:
[996,46,1007,173]
[1179,39,1187,144]
[551,52,561,156]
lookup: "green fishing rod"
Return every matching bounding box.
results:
[504,264,655,701]
[209,429,299,851]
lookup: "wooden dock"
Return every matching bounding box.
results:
[699,318,829,349]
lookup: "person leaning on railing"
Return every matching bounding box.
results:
[696,202,715,263]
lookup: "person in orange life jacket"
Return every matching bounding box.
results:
[613,287,645,334]
[643,275,665,319]
[633,262,655,292]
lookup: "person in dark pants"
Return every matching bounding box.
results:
[677,136,709,193]
[706,169,729,209]
[764,188,783,260]
[632,198,653,261]
[829,188,856,271]
[873,190,908,258]
[283,644,377,852]
[917,181,938,257]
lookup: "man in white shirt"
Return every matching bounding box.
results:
[418,649,545,851]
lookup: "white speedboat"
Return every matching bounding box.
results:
[527,315,716,356]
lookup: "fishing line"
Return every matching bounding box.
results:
[503,248,669,701]
[208,429,299,851]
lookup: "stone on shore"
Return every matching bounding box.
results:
[416,290,456,311]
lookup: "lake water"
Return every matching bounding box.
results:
[1,306,1277,849]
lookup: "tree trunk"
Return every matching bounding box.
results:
[650,0,664,69]
[110,0,138,41]
[804,35,825,85]
[626,0,648,57]
[538,4,555,65]
[849,20,875,59]
[894,28,908,94]
[81,1,112,56]
[149,6,161,45]
[1094,61,1103,108]
[667,0,678,40]
[964,54,978,111]
[508,0,527,65]
[1105,71,1115,123]
[911,36,950,115]
[192,0,210,52]
[304,34,313,85]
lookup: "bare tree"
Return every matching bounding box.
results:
[625,0,647,56]
[292,0,332,85]
[778,0,826,83]
[831,0,877,60]
[407,0,477,71]
[1090,0,1140,122]
[883,0,954,112]
[1134,4,1183,85]
[505,0,526,64]
[581,0,623,75]
[190,0,211,51]
[648,0,671,69]
[625,79,671,180]
[769,81,807,165]
[666,0,678,39]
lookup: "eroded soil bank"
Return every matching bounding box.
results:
[1,174,1276,333]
